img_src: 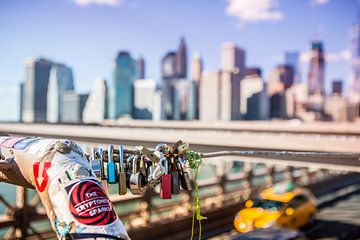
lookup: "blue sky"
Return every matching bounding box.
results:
[0,0,357,121]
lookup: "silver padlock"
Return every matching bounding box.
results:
[147,161,160,187]
[152,154,166,180]
[129,155,146,195]
[139,146,160,162]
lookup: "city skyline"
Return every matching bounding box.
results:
[0,0,358,121]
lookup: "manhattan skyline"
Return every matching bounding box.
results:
[0,0,358,121]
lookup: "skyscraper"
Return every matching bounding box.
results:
[221,42,246,120]
[308,41,325,95]
[190,53,203,119]
[332,80,343,95]
[22,58,52,123]
[240,68,268,120]
[350,23,360,101]
[161,51,177,119]
[133,79,157,119]
[83,78,108,123]
[46,63,74,123]
[191,53,203,83]
[176,37,187,78]
[109,51,136,119]
[268,66,290,119]
[285,52,301,83]
[199,71,221,121]
[136,57,145,80]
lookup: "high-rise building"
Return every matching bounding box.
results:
[285,52,301,83]
[176,37,187,78]
[83,78,108,123]
[332,80,343,95]
[152,91,164,121]
[240,68,268,120]
[350,23,360,101]
[46,63,74,123]
[285,83,308,119]
[191,53,203,83]
[133,79,157,119]
[161,51,178,119]
[173,80,189,120]
[22,58,52,123]
[308,41,325,95]
[268,65,294,119]
[60,91,87,123]
[109,51,136,119]
[199,71,221,121]
[136,57,145,79]
[190,53,203,119]
[221,42,246,120]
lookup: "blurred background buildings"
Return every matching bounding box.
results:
[2,1,359,124]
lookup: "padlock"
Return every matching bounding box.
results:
[99,148,107,180]
[160,157,172,199]
[139,146,160,162]
[152,155,166,180]
[107,145,117,184]
[139,156,147,176]
[129,155,146,195]
[90,148,101,180]
[177,142,190,155]
[171,158,180,194]
[146,161,159,187]
[177,161,192,191]
[98,148,109,195]
[118,145,127,195]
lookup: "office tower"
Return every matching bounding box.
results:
[324,94,347,122]
[22,58,52,123]
[268,66,293,119]
[285,52,301,83]
[350,23,360,102]
[332,80,343,95]
[60,91,80,123]
[173,80,189,120]
[109,51,136,119]
[285,83,308,119]
[136,57,145,79]
[19,82,24,122]
[161,51,177,119]
[240,68,268,120]
[189,53,202,119]
[46,64,74,123]
[153,90,164,121]
[221,42,246,120]
[191,53,203,83]
[308,41,325,95]
[133,79,157,119]
[199,71,221,121]
[176,37,187,78]
[83,78,108,123]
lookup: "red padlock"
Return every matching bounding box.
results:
[160,158,172,199]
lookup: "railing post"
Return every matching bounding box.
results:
[15,186,28,239]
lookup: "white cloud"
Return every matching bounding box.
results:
[311,0,330,6]
[225,0,284,25]
[300,49,351,63]
[73,0,122,6]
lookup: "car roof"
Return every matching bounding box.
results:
[260,182,307,203]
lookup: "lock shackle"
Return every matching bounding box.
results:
[132,155,138,174]
[119,145,124,172]
[108,145,114,162]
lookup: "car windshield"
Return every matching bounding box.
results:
[253,199,284,211]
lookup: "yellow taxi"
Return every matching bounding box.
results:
[234,182,317,233]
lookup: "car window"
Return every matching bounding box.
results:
[288,195,308,208]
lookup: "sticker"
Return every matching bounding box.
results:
[13,137,39,150]
[0,136,10,145]
[66,179,117,226]
[0,137,26,148]
[33,161,51,192]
